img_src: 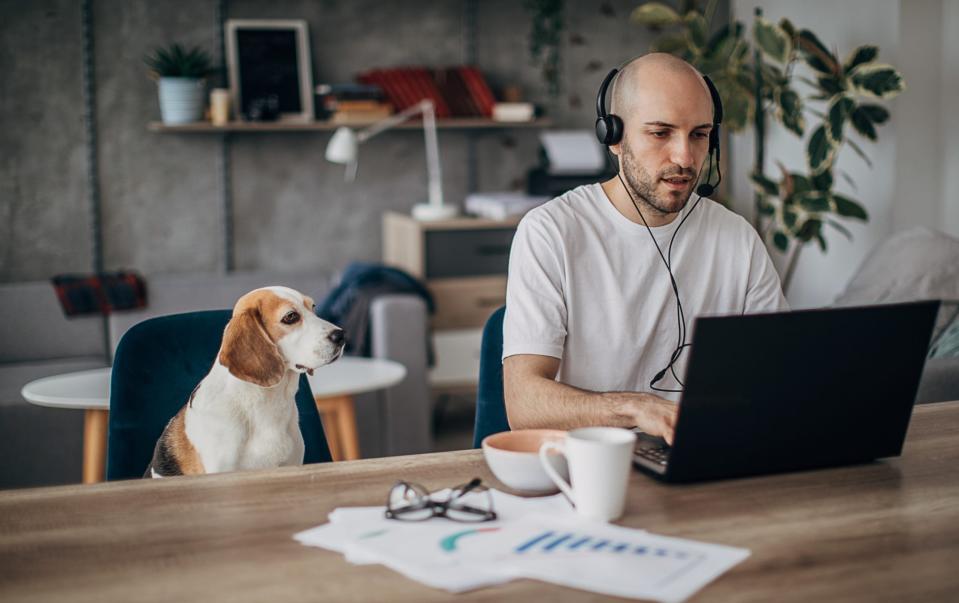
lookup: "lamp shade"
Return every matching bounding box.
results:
[325,127,358,164]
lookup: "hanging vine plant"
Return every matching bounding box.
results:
[525,0,565,98]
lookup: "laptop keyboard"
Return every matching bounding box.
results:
[634,446,670,467]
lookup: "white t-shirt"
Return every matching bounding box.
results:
[503,183,787,401]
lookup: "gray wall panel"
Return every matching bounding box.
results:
[1,0,715,282]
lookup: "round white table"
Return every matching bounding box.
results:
[21,357,406,483]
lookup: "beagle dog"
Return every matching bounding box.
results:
[146,286,344,478]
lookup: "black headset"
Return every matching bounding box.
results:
[594,65,724,392]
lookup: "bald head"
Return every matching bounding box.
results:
[610,53,714,124]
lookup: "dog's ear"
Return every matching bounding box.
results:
[218,308,286,387]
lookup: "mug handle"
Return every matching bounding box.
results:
[539,441,574,504]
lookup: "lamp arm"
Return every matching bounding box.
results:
[355,100,432,142]
[356,100,443,209]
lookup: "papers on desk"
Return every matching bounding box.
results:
[294,488,750,602]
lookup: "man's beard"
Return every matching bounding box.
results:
[619,143,698,217]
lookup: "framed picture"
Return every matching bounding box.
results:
[225,19,314,122]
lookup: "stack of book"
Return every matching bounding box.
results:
[316,83,393,124]
[357,66,498,118]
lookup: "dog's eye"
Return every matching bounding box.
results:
[281,311,300,325]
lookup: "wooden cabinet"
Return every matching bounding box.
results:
[383,212,519,330]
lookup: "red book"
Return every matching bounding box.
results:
[411,67,451,118]
[460,66,496,117]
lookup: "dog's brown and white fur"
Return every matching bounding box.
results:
[146,286,344,478]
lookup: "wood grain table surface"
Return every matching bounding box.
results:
[1,401,957,603]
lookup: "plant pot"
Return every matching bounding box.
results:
[157,77,205,124]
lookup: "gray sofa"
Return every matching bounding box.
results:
[0,270,432,489]
[832,227,959,404]
[0,281,109,488]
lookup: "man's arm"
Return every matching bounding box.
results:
[503,354,679,444]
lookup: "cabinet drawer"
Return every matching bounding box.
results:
[424,228,515,279]
[429,276,507,330]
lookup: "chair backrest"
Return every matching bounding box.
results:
[107,310,331,480]
[473,306,510,448]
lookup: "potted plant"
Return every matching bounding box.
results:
[144,43,215,125]
[631,1,905,292]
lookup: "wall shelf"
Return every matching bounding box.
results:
[147,117,552,133]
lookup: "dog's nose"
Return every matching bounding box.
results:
[328,329,345,345]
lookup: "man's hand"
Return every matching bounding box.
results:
[616,393,679,445]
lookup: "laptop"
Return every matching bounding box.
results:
[633,300,940,483]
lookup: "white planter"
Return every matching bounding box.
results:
[157,77,205,124]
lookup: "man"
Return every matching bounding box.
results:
[503,53,787,444]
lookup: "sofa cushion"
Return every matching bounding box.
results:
[107,270,332,357]
[0,281,106,363]
[833,227,959,340]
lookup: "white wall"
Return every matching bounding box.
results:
[730,0,959,309]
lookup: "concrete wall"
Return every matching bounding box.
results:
[1,0,702,282]
[730,0,959,309]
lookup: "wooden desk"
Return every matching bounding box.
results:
[1,402,957,602]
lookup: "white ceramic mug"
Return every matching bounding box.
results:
[538,427,635,522]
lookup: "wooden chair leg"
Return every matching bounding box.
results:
[334,396,360,461]
[314,397,343,461]
[82,409,108,484]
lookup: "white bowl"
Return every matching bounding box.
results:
[482,429,569,494]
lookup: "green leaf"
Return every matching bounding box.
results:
[815,231,828,251]
[776,87,805,136]
[797,29,839,75]
[754,16,791,63]
[631,2,682,27]
[652,34,690,54]
[812,169,834,192]
[797,218,822,242]
[685,12,708,49]
[750,171,779,196]
[783,207,798,230]
[797,191,830,212]
[807,125,837,174]
[826,218,853,240]
[850,64,905,99]
[827,96,855,142]
[844,45,878,74]
[833,194,868,220]
[779,17,796,38]
[845,137,873,168]
[790,173,813,194]
[718,81,751,131]
[772,231,789,252]
[850,107,878,141]
[816,76,845,97]
[858,103,890,124]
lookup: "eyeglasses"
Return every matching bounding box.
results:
[385,477,497,523]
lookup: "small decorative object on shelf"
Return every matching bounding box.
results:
[144,43,215,125]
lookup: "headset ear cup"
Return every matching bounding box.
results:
[595,117,610,145]
[607,114,624,145]
[709,124,720,155]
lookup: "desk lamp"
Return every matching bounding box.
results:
[325,99,456,221]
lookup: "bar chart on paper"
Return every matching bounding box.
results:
[514,530,696,560]
[446,520,750,602]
